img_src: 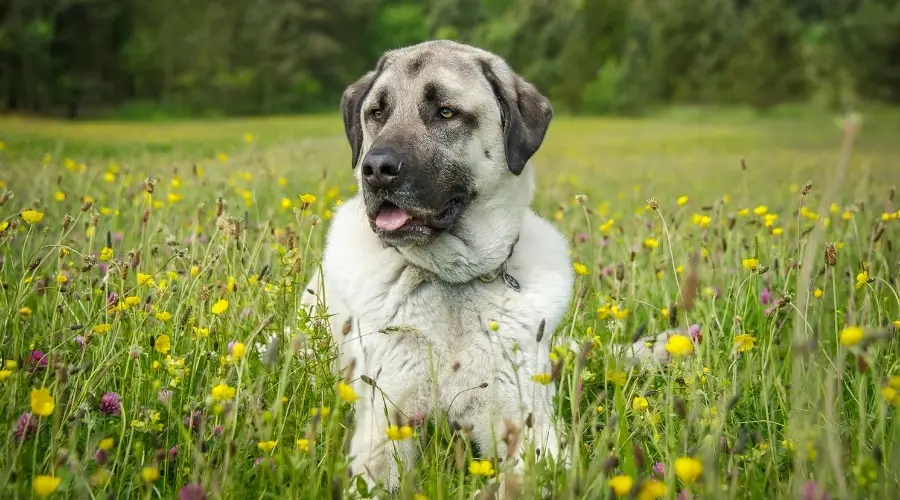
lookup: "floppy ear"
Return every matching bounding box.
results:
[479,60,553,175]
[340,70,378,169]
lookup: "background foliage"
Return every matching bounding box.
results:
[2,0,899,119]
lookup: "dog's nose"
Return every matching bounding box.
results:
[361,148,403,188]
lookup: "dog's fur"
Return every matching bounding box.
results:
[302,40,573,494]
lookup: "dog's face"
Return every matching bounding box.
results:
[340,40,553,246]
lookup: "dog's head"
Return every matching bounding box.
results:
[340,40,552,247]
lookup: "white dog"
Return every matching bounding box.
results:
[301,40,573,495]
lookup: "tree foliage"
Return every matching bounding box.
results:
[1,0,897,118]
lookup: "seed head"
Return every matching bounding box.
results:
[616,262,625,281]
[217,197,225,217]
[647,198,659,211]
[90,214,99,227]
[62,214,74,231]
[81,200,94,212]
[824,243,837,267]
[144,177,157,194]
[575,194,588,205]
[0,190,11,206]
[801,181,812,196]
[142,209,150,224]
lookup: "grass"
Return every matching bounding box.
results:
[0,108,899,499]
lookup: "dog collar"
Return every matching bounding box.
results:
[477,236,520,291]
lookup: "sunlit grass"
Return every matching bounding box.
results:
[0,110,898,499]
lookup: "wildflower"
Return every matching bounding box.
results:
[99,392,122,416]
[573,262,589,275]
[19,306,32,318]
[893,320,900,329]
[632,396,649,412]
[742,258,759,270]
[691,214,711,228]
[281,198,292,209]
[881,386,899,406]
[772,227,784,236]
[338,381,358,402]
[156,311,172,322]
[638,479,667,500]
[665,335,694,357]
[141,466,159,482]
[21,210,44,224]
[179,483,207,500]
[99,438,115,450]
[299,193,316,204]
[123,296,140,307]
[31,350,48,368]
[217,153,228,162]
[154,335,171,354]
[190,265,201,277]
[813,289,824,299]
[193,327,210,339]
[296,438,310,451]
[733,334,756,353]
[600,219,615,233]
[764,213,778,227]
[677,196,689,206]
[231,342,246,360]
[158,389,173,404]
[93,323,111,334]
[16,412,37,441]
[0,370,10,382]
[257,440,277,452]
[643,238,660,249]
[468,459,495,476]
[674,457,703,483]
[531,373,553,385]
[652,462,665,477]
[32,475,61,497]
[385,425,414,440]
[5,360,17,370]
[31,388,55,416]
[211,299,229,315]
[608,475,634,496]
[753,205,768,216]
[855,271,868,290]
[839,326,864,347]
[488,320,499,331]
[738,208,749,216]
[211,383,236,401]
[760,288,773,305]
[55,273,68,285]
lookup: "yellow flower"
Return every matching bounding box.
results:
[32,475,61,497]
[98,437,115,450]
[6,360,18,370]
[842,211,852,221]
[890,376,900,389]
[676,195,689,206]
[753,205,768,216]
[21,210,44,224]
[691,214,712,228]
[104,172,116,183]
[772,227,784,236]
[299,193,317,204]
[243,132,255,143]
[611,305,629,320]
[167,193,183,204]
[155,311,172,322]
[54,191,66,202]
[631,396,649,412]
[211,383,236,401]
[893,320,900,329]
[637,479,667,500]
[608,475,634,496]
[665,334,694,357]
[154,334,171,354]
[278,177,288,186]
[140,466,159,482]
[137,273,155,287]
[338,381,358,403]
[385,425,414,441]
[856,271,868,289]
[813,288,824,299]
[468,459,495,476]
[257,440,277,452]
[737,208,749,216]
[190,265,201,277]
[281,198,292,209]
[531,373,552,385]
[881,386,899,406]
[93,323,111,334]
[31,388,55,416]
[123,296,141,307]
[99,247,113,261]
[19,306,32,318]
[742,258,759,270]
[643,238,659,249]
[764,213,778,227]
[0,369,12,382]
[674,457,703,483]
[232,342,246,360]
[296,438,310,451]
[839,326,864,347]
[599,219,615,233]
[733,334,756,352]
[573,262,589,275]
[217,153,228,163]
[193,327,210,339]
[55,273,68,285]
[211,299,229,315]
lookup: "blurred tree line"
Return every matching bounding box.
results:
[1,0,898,118]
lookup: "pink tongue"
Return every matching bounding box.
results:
[375,206,410,231]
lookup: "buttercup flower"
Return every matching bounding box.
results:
[385,425,414,440]
[632,396,649,412]
[677,195,689,206]
[32,475,61,497]
[296,438,310,451]
[93,323,111,334]
[338,381,358,402]
[573,262,588,275]
[99,247,113,261]
[608,475,634,496]
[638,479,667,500]
[733,334,756,353]
[98,438,115,450]
[16,412,37,441]
[257,440,277,452]
[674,456,703,483]
[839,326,864,347]
[141,466,159,482]
[531,373,553,384]
[665,334,694,357]
[211,299,229,315]
[742,258,759,270]
[180,483,207,500]
[855,271,868,290]
[154,334,171,354]
[211,383,236,401]
[31,388,55,416]
[21,210,44,224]
[468,459,495,476]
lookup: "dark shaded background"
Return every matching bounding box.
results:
[1,0,898,119]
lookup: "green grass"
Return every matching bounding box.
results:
[0,108,899,499]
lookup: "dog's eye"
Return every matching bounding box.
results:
[371,109,383,120]
[438,107,456,119]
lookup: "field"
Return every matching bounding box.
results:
[1,108,899,499]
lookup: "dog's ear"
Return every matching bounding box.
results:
[479,59,553,175]
[340,70,378,170]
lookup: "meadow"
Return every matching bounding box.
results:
[0,107,899,500]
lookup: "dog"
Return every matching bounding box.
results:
[301,40,574,495]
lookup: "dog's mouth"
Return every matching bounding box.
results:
[370,196,466,241]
